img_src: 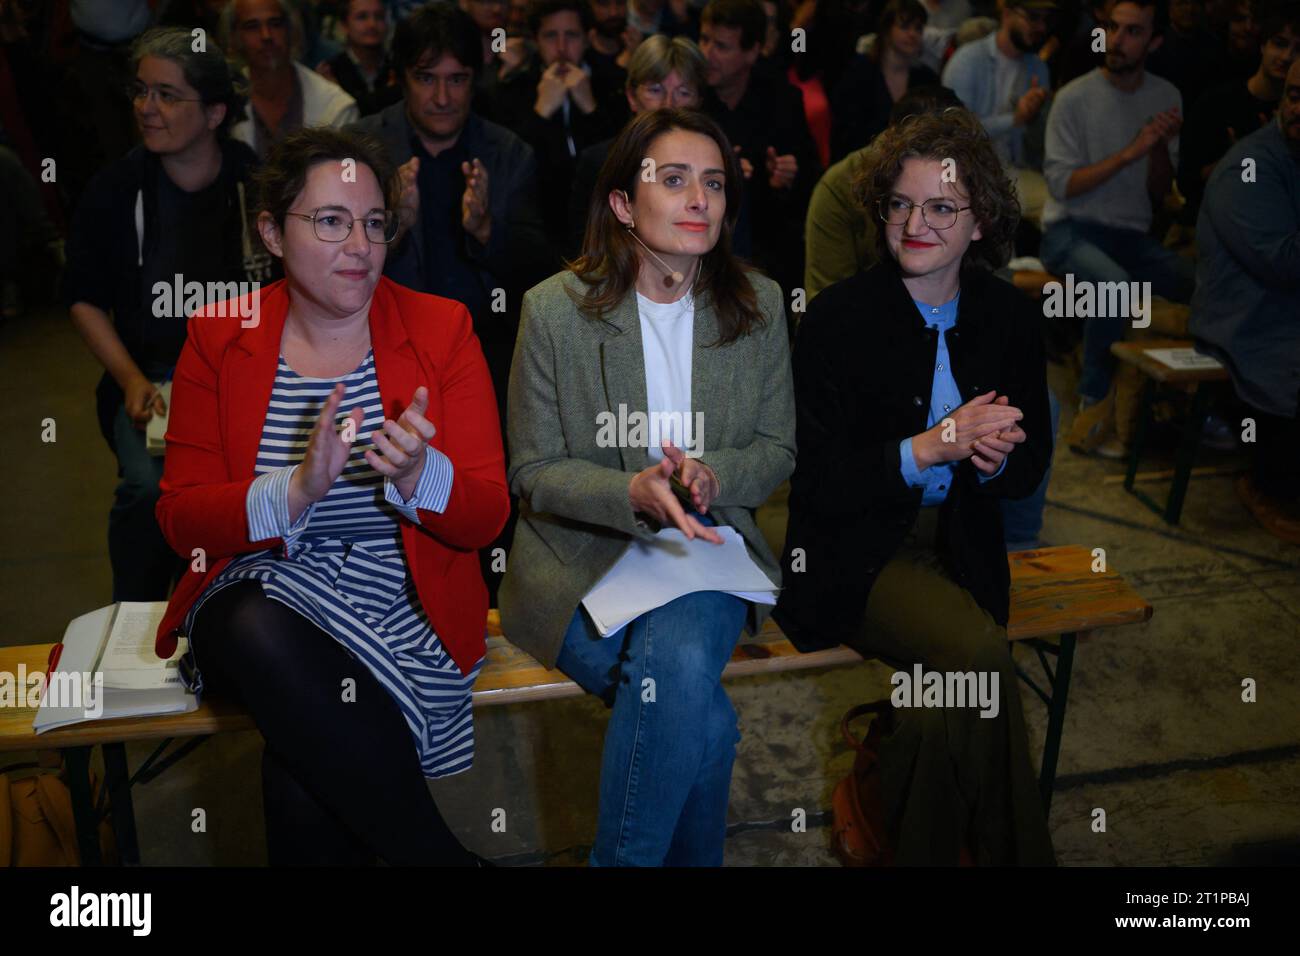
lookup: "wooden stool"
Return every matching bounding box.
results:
[1110,339,1231,525]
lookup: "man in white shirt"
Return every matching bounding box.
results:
[1039,0,1194,457]
[221,0,359,158]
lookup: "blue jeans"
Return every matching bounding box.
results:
[109,404,181,601]
[556,588,749,866]
[1040,218,1194,401]
[1000,388,1061,548]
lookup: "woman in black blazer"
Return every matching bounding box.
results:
[774,106,1056,865]
[829,0,942,163]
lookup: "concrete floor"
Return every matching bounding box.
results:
[3,303,1297,866]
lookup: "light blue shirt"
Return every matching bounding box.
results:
[899,293,1004,506]
[941,31,1050,168]
[247,446,453,556]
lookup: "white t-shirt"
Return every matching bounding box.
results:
[580,284,774,634]
[636,289,695,462]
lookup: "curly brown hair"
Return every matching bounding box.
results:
[851,107,1020,272]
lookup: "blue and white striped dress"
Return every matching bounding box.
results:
[182,348,481,778]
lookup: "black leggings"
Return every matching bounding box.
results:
[190,580,473,866]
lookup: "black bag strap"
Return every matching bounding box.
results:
[840,700,894,752]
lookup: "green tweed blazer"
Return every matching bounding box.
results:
[498,268,796,668]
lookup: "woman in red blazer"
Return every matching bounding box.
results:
[153,127,508,865]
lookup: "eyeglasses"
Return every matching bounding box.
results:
[127,82,203,107]
[877,196,971,230]
[640,82,697,104]
[286,207,399,243]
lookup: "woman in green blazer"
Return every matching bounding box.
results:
[500,108,795,866]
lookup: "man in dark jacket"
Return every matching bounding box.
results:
[482,0,619,246]
[351,2,550,409]
[65,27,269,602]
[1190,58,1300,544]
[318,0,403,116]
[701,0,819,305]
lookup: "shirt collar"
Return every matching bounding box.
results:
[912,291,961,331]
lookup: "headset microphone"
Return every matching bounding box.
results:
[619,189,695,288]
[626,227,685,288]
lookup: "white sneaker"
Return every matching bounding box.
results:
[1094,436,1129,460]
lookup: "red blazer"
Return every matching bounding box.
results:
[154,277,510,677]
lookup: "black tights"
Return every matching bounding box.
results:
[190,581,473,866]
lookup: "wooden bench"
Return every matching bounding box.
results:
[1009,270,1064,300]
[1111,338,1232,525]
[0,545,1151,865]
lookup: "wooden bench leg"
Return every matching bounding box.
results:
[1124,379,1154,495]
[102,742,141,865]
[1125,379,1214,526]
[1037,632,1077,815]
[1013,632,1081,817]
[1164,382,1212,525]
[63,745,101,866]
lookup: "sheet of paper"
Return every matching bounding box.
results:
[100,602,180,689]
[145,380,172,455]
[581,527,778,637]
[1144,348,1224,371]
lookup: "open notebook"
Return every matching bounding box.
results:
[33,601,197,734]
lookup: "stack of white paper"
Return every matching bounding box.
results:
[581,527,778,637]
[1145,348,1224,371]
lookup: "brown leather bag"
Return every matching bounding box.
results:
[831,703,977,867]
[831,701,896,867]
[0,764,117,866]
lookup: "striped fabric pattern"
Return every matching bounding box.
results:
[183,349,479,778]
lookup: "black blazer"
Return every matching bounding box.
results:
[772,261,1053,651]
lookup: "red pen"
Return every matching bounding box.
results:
[46,643,63,674]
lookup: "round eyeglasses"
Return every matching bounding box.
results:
[126,82,203,107]
[286,207,399,244]
[877,196,972,231]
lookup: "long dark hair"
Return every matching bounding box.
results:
[568,109,763,345]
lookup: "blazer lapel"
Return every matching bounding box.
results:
[369,278,420,425]
[599,291,650,473]
[226,281,287,480]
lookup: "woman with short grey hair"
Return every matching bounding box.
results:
[66,26,268,608]
[129,24,249,139]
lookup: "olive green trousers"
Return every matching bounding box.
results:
[846,507,1057,866]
